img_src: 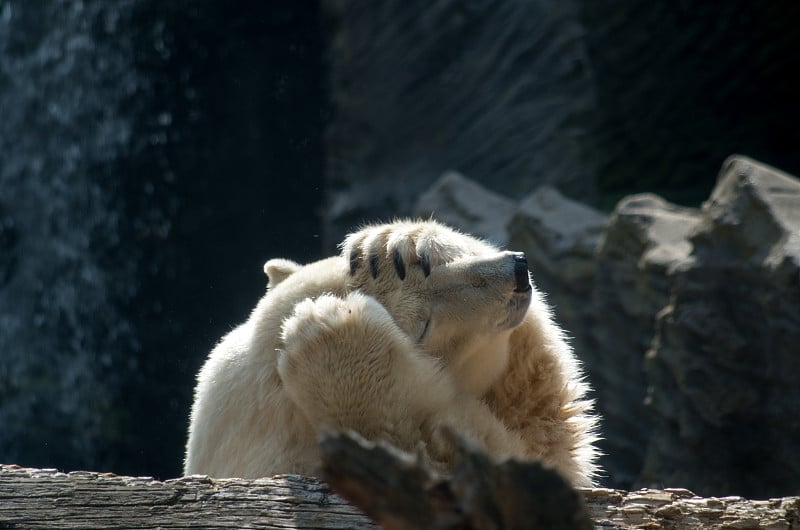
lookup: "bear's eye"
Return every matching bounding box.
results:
[415,318,431,342]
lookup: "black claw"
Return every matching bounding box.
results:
[393,250,406,280]
[369,254,379,279]
[420,253,431,277]
[348,252,359,276]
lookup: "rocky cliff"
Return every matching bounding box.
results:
[323,0,800,248]
[642,157,800,498]
[416,156,800,497]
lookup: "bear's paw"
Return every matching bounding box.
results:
[277,292,435,437]
[342,220,493,282]
[278,293,408,405]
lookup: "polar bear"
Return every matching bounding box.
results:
[184,220,599,487]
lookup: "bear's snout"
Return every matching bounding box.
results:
[512,252,532,293]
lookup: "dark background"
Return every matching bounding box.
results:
[118,0,326,476]
[0,0,325,479]
[1,0,799,491]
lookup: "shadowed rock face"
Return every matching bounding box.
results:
[322,1,800,249]
[582,2,800,207]
[642,158,800,498]
[414,171,516,247]
[507,186,608,355]
[322,0,598,248]
[416,156,800,498]
[0,0,141,475]
[0,0,324,478]
[529,158,800,497]
[587,195,701,489]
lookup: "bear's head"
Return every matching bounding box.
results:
[264,220,534,396]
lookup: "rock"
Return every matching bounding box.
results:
[413,170,516,246]
[509,160,800,497]
[321,1,800,250]
[510,186,607,285]
[691,156,800,268]
[587,194,700,489]
[507,186,607,345]
[0,202,17,287]
[0,0,142,474]
[413,176,608,345]
[321,0,598,248]
[582,2,800,206]
[642,157,800,498]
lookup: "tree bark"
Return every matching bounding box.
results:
[320,431,594,530]
[0,464,375,530]
[1,443,798,530]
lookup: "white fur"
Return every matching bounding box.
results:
[184,220,599,486]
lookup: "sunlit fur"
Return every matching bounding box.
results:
[184,219,600,487]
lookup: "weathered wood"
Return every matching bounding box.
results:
[0,464,376,530]
[320,431,800,530]
[1,460,798,529]
[321,431,593,530]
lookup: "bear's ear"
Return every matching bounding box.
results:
[264,258,301,287]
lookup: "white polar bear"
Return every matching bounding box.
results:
[184,220,599,487]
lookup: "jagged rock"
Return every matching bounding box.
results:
[585,158,800,497]
[587,194,701,489]
[414,159,800,499]
[642,157,800,498]
[457,156,800,497]
[413,170,516,246]
[508,186,607,344]
[413,175,608,354]
[511,186,608,285]
[506,157,800,497]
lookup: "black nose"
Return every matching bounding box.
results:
[512,252,531,293]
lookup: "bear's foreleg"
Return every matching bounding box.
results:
[278,292,526,465]
[486,311,600,487]
[279,292,451,452]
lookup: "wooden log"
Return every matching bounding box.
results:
[1,439,798,530]
[320,430,594,530]
[320,431,800,530]
[0,464,376,530]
